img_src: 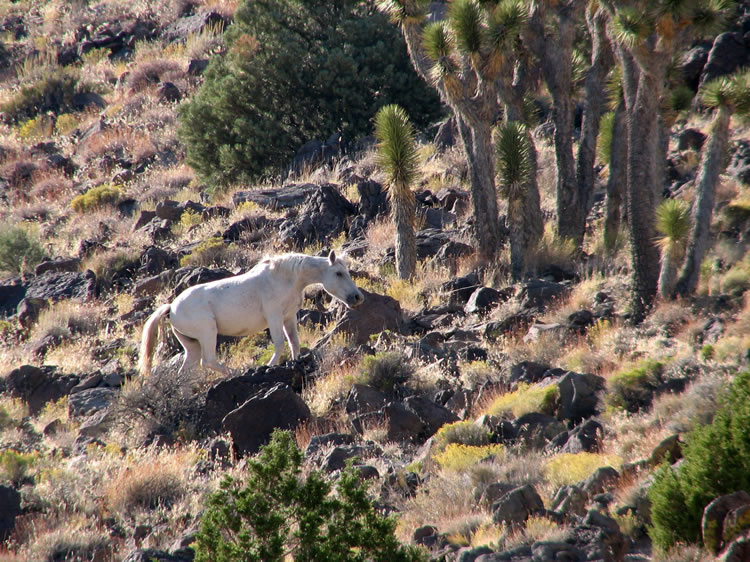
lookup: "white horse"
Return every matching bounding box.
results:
[139,250,364,376]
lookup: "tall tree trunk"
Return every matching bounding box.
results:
[604,101,627,252]
[674,105,732,296]
[394,208,416,280]
[528,4,579,244]
[627,65,664,323]
[576,7,614,248]
[457,116,502,262]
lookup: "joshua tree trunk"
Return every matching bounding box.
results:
[604,101,627,252]
[576,6,614,247]
[658,247,680,299]
[456,117,503,262]
[527,2,580,244]
[674,105,732,296]
[394,203,417,279]
[626,64,665,322]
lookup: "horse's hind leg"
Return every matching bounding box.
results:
[267,322,288,366]
[283,317,300,360]
[172,328,201,376]
[194,325,232,376]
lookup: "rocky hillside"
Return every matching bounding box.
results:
[3,1,750,561]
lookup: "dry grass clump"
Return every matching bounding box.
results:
[502,515,569,550]
[126,58,184,93]
[106,459,186,515]
[31,300,102,342]
[17,517,112,562]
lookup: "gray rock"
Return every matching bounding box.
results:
[25,270,97,302]
[492,484,544,526]
[322,289,403,346]
[403,395,459,437]
[465,287,505,315]
[345,384,388,415]
[556,372,604,423]
[68,388,116,417]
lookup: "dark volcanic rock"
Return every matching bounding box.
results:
[6,365,80,415]
[0,485,21,541]
[25,270,97,302]
[222,383,311,457]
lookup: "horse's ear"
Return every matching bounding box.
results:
[328,249,336,265]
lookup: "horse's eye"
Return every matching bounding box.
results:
[336,272,343,277]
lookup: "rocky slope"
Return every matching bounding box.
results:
[2,1,750,561]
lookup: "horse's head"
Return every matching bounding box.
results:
[321,250,364,309]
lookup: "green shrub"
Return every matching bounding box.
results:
[71,184,122,213]
[0,449,38,485]
[649,369,750,551]
[485,383,559,418]
[179,0,441,186]
[194,429,426,561]
[354,351,413,393]
[0,225,46,274]
[433,420,491,452]
[606,359,665,413]
[180,237,230,267]
[2,66,86,124]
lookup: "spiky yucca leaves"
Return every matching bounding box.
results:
[375,104,419,280]
[655,198,691,298]
[450,0,484,54]
[486,0,528,51]
[494,121,532,201]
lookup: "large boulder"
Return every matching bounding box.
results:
[491,484,544,526]
[222,383,311,457]
[5,365,80,415]
[322,289,404,346]
[403,395,459,438]
[556,372,605,423]
[277,183,356,248]
[699,32,750,88]
[0,278,26,318]
[0,485,21,541]
[702,491,750,554]
[25,270,97,302]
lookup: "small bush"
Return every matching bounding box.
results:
[485,383,559,418]
[0,449,38,485]
[2,66,84,124]
[107,462,185,515]
[434,443,504,472]
[649,369,750,551]
[434,420,491,452]
[606,359,665,413]
[543,452,622,488]
[194,429,426,561]
[354,351,413,394]
[71,183,122,213]
[180,237,230,267]
[0,225,46,274]
[720,261,750,297]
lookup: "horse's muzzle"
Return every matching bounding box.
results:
[348,292,365,308]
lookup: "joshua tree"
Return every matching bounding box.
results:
[655,198,691,299]
[599,0,732,322]
[674,70,750,297]
[379,0,542,268]
[375,104,419,280]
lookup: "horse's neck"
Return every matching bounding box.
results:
[294,256,328,289]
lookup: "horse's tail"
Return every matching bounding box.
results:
[139,304,171,376]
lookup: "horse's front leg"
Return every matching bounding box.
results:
[283,317,300,360]
[267,321,287,366]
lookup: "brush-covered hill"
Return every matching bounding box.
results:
[3,1,750,561]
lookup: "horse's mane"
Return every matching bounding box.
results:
[259,252,349,277]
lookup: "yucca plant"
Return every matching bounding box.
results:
[495,120,534,279]
[375,104,419,280]
[655,198,691,299]
[675,69,750,297]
